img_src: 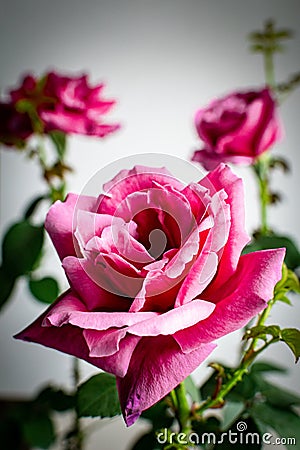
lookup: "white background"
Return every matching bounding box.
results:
[1,1,300,449]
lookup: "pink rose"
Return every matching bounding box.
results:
[0,102,33,147]
[192,88,282,170]
[10,72,120,137]
[15,164,284,426]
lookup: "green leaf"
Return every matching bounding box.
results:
[214,417,262,449]
[200,370,219,400]
[278,295,292,305]
[254,377,300,408]
[251,361,287,374]
[28,276,59,304]
[191,416,221,440]
[2,220,44,277]
[184,375,201,404]
[281,328,300,362]
[221,401,245,431]
[24,194,49,220]
[285,269,300,293]
[0,266,16,311]
[250,403,300,449]
[22,414,55,449]
[0,417,24,450]
[130,431,162,450]
[244,325,281,341]
[35,386,75,412]
[243,235,300,270]
[49,130,67,160]
[76,373,121,418]
[228,372,258,402]
[141,400,174,429]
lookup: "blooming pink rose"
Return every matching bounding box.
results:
[192,88,282,170]
[10,72,120,137]
[0,102,33,147]
[15,164,284,426]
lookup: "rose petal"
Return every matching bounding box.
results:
[199,164,250,291]
[62,256,131,311]
[45,193,97,260]
[117,336,216,426]
[127,299,215,336]
[98,166,184,215]
[192,148,254,171]
[174,248,285,352]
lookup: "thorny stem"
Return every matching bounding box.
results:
[253,154,271,236]
[195,295,276,416]
[71,358,83,450]
[174,383,190,433]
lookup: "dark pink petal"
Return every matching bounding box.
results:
[192,148,254,171]
[15,290,142,377]
[174,248,285,352]
[217,98,263,155]
[13,291,117,371]
[45,193,97,261]
[117,336,216,426]
[98,335,142,377]
[40,110,87,134]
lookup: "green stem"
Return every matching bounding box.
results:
[258,174,269,235]
[173,383,190,432]
[72,358,83,450]
[264,50,275,89]
[253,155,271,236]
[196,295,276,416]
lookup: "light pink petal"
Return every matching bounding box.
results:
[164,228,200,279]
[174,186,230,307]
[99,222,154,266]
[175,234,218,306]
[174,248,285,352]
[62,310,157,331]
[62,256,131,311]
[45,193,97,260]
[74,210,119,252]
[117,336,216,426]
[98,166,184,215]
[127,299,215,336]
[83,328,127,356]
[129,267,181,312]
[199,164,250,292]
[42,290,87,327]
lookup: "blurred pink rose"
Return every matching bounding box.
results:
[192,88,282,170]
[10,72,120,137]
[0,102,33,147]
[15,164,284,425]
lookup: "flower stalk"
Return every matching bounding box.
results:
[253,154,271,235]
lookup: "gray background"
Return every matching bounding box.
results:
[1,1,300,449]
